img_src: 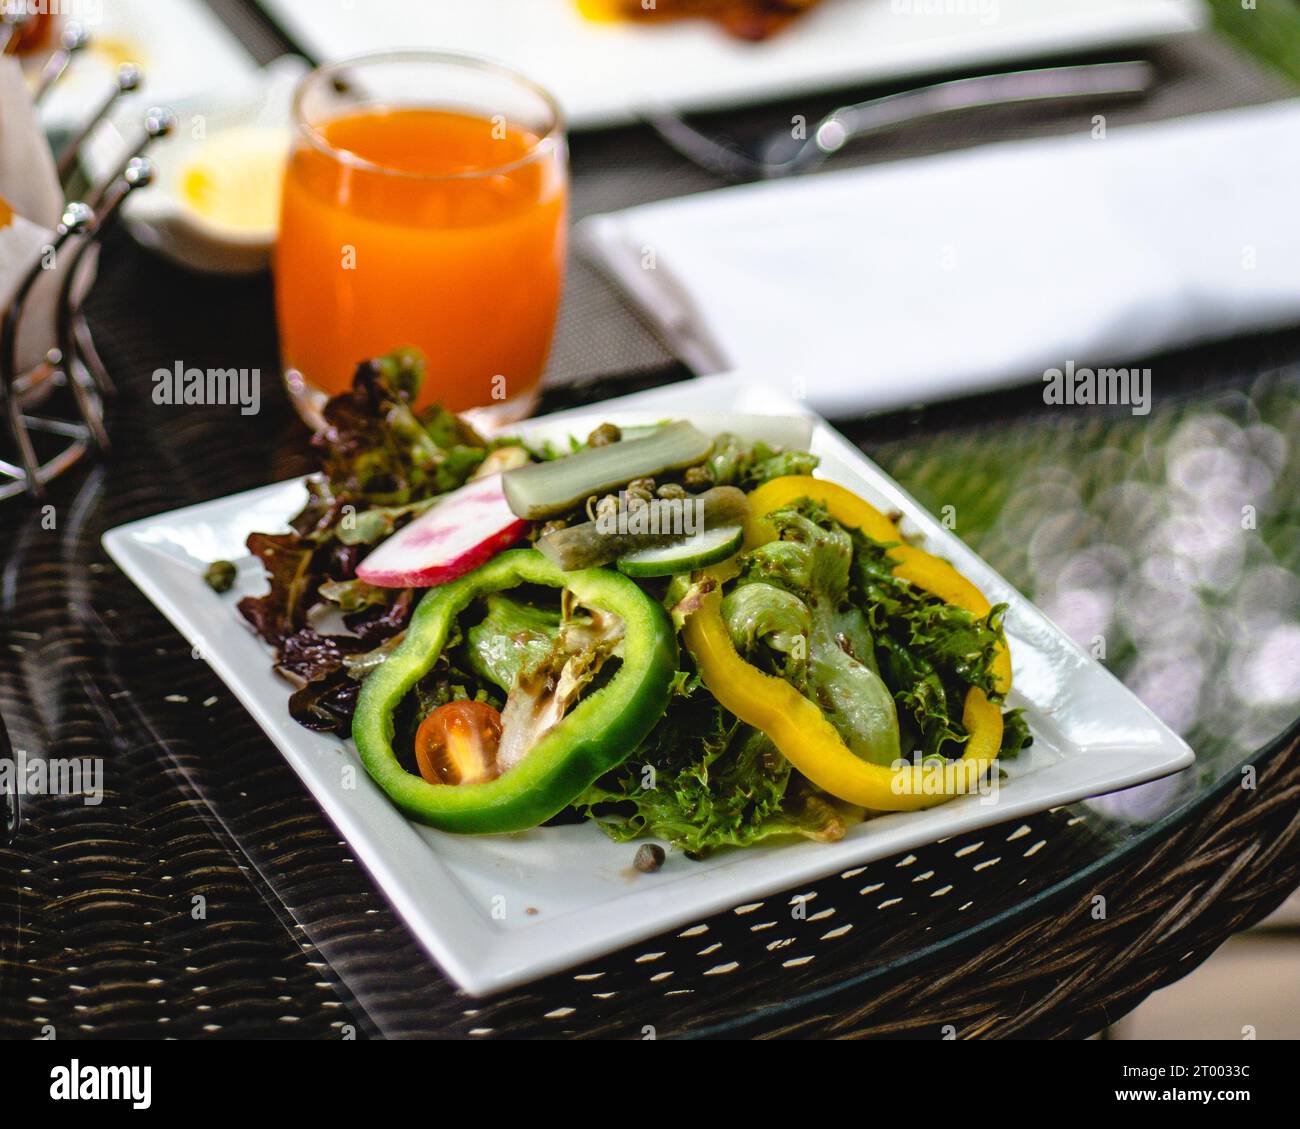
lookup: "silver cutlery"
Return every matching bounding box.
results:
[645,60,1155,182]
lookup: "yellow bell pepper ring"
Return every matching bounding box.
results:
[746,476,900,548]
[681,476,1013,812]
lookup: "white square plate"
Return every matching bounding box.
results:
[103,373,1192,994]
[255,0,1205,130]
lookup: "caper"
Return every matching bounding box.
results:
[625,477,655,508]
[655,482,687,501]
[587,422,622,448]
[634,843,666,873]
[539,519,568,538]
[204,560,237,593]
[593,494,620,524]
[683,463,714,491]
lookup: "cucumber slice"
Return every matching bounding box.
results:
[536,485,749,571]
[616,524,745,578]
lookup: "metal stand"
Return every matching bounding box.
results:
[0,19,170,502]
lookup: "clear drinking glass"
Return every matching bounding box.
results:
[275,51,568,428]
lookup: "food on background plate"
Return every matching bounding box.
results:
[234,349,1029,856]
[576,0,824,41]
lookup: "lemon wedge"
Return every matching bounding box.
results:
[177,127,288,236]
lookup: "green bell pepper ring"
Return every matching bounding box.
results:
[352,548,678,834]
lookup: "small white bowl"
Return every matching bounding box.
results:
[83,56,307,275]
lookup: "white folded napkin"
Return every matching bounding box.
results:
[580,99,1300,417]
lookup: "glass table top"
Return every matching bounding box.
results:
[4,279,1294,1036]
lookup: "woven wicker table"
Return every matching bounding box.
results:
[1,6,1298,1038]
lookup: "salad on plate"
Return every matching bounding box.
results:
[230,350,1029,857]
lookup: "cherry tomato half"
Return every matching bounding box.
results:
[414,701,503,786]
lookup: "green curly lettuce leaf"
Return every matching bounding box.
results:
[573,671,847,856]
[313,349,487,507]
[707,433,820,488]
[1000,707,1033,759]
[847,528,1026,759]
[732,498,1028,763]
[850,533,1008,700]
[720,581,811,685]
[731,503,901,765]
[464,593,562,693]
[318,578,393,615]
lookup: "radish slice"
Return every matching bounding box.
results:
[356,474,528,588]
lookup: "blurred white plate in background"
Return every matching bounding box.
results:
[255,0,1206,129]
[38,0,257,134]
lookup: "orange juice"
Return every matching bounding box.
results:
[275,106,567,418]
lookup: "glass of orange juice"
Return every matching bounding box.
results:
[276,51,568,428]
